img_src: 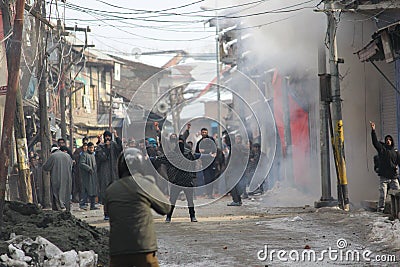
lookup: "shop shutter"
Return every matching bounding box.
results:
[380,66,397,140]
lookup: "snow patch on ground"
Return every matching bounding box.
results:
[369,217,400,249]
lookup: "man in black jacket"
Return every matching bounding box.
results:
[370,121,400,212]
[155,136,197,222]
[195,128,217,199]
[95,130,123,206]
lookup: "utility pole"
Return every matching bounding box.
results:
[1,3,32,203]
[69,81,74,152]
[58,19,67,142]
[282,77,294,183]
[1,1,31,203]
[109,69,113,131]
[69,83,85,151]
[215,13,222,148]
[37,0,52,209]
[14,87,32,203]
[62,25,92,147]
[169,87,180,133]
[315,44,337,208]
[0,0,26,226]
[326,0,349,211]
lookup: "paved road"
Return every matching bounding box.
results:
[72,195,400,266]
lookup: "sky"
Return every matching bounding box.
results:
[47,0,321,57]
[48,0,223,55]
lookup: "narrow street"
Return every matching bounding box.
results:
[73,194,400,267]
[2,1,400,267]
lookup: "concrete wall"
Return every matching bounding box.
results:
[337,14,390,203]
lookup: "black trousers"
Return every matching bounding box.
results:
[203,166,215,197]
[230,185,241,203]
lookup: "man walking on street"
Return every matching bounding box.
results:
[370,121,400,212]
[43,146,73,211]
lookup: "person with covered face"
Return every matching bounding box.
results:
[95,130,123,206]
[155,136,198,222]
[370,121,400,212]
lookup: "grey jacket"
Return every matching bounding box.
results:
[43,150,73,206]
[79,151,98,196]
[104,173,171,256]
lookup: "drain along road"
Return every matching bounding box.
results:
[73,193,400,267]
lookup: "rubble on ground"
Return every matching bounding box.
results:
[0,201,109,266]
[0,234,97,267]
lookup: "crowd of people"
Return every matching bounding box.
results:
[9,122,270,267]
[14,131,123,214]
[9,120,398,266]
[15,123,267,217]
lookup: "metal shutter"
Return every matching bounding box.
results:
[380,66,397,140]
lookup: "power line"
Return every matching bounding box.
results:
[65,0,265,17]
[93,0,206,14]
[49,0,314,45]
[57,0,314,23]
[65,8,215,42]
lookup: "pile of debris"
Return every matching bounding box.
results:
[0,201,109,266]
[1,234,97,266]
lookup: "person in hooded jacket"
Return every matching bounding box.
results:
[95,130,123,206]
[155,136,197,222]
[370,121,400,212]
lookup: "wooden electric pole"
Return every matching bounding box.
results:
[0,0,26,226]
[57,19,68,143]
[61,25,92,148]
[14,90,32,203]
[36,0,52,209]
[1,2,33,203]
